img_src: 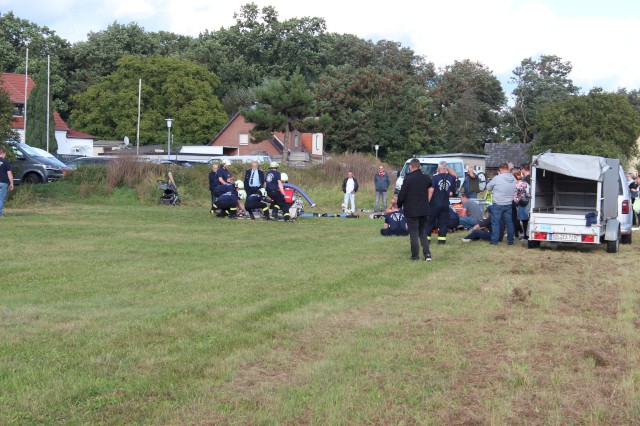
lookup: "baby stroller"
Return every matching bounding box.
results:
[157,179,181,206]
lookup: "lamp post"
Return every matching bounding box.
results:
[46,52,50,153]
[23,39,29,144]
[165,118,173,161]
[374,144,379,159]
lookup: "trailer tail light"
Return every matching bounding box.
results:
[581,234,596,243]
[532,232,547,240]
[622,199,629,214]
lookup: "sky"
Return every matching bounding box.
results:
[2,0,640,98]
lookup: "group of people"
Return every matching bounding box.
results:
[391,159,532,261]
[460,162,531,245]
[341,165,393,214]
[208,160,292,221]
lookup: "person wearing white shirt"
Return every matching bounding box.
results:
[341,171,359,214]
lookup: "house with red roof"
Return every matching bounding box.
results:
[208,112,324,162]
[1,72,95,156]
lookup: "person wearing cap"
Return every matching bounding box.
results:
[0,147,15,217]
[244,161,265,196]
[461,206,493,242]
[245,188,271,220]
[265,161,291,221]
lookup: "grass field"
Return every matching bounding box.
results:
[1,186,640,424]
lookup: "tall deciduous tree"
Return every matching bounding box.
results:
[314,65,435,164]
[0,83,19,144]
[242,69,324,165]
[25,64,56,152]
[70,55,228,145]
[506,54,580,143]
[429,60,505,153]
[533,89,640,160]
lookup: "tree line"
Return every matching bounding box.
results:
[1,3,640,165]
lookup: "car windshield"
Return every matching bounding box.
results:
[401,163,439,176]
[17,143,39,156]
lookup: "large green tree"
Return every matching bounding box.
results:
[429,59,505,153]
[25,64,56,152]
[314,64,435,164]
[242,69,327,165]
[505,54,580,143]
[0,83,19,144]
[533,89,640,160]
[189,4,330,99]
[0,11,73,118]
[70,55,228,145]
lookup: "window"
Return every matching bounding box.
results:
[294,134,299,148]
[239,134,249,146]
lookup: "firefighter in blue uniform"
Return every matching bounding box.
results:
[245,188,271,220]
[214,159,232,198]
[426,161,458,244]
[213,175,239,218]
[265,162,291,221]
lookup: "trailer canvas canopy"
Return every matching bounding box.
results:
[532,152,612,181]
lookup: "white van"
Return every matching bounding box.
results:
[395,157,466,195]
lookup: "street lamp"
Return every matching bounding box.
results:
[165,118,173,160]
[374,144,379,159]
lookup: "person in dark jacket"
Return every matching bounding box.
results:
[342,171,359,213]
[208,163,219,212]
[380,196,408,236]
[397,158,433,261]
[426,161,457,245]
[244,161,265,196]
[245,188,271,220]
[374,165,391,212]
[265,162,291,221]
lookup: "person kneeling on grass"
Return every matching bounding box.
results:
[380,196,408,236]
[461,206,492,242]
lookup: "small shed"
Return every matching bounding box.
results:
[484,143,532,174]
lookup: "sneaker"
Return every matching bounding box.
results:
[424,252,432,261]
[410,256,420,261]
[437,241,446,245]
[461,238,471,243]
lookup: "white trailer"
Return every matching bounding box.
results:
[527,152,630,253]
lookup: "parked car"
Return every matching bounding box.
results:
[30,147,70,174]
[7,141,65,184]
[395,156,467,198]
[66,156,115,170]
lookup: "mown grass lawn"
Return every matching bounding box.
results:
[1,195,639,424]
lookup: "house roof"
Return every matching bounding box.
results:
[484,143,532,168]
[1,72,33,103]
[2,72,70,131]
[67,129,96,139]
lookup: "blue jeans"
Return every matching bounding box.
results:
[491,203,514,244]
[459,216,480,229]
[0,182,8,216]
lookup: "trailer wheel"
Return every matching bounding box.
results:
[527,240,541,249]
[621,233,632,244]
[606,237,620,253]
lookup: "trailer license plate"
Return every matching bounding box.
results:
[550,233,580,242]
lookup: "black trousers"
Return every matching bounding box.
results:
[406,215,430,259]
[268,190,291,219]
[425,205,449,243]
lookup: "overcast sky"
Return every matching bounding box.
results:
[2,0,639,97]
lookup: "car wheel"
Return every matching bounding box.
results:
[23,173,43,184]
[621,232,632,244]
[527,240,541,249]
